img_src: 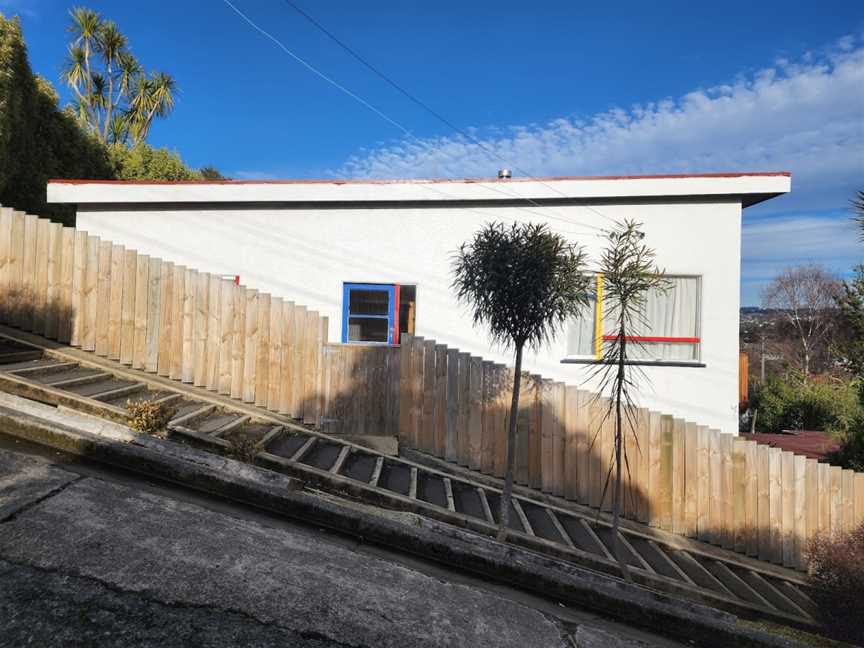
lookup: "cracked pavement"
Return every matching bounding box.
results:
[0,439,681,647]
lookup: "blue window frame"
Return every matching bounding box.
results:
[341,283,397,344]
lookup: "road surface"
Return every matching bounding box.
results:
[0,433,683,647]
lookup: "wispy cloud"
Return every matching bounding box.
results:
[0,0,38,18]
[341,37,862,208]
[340,36,864,304]
[742,211,860,301]
[230,170,284,181]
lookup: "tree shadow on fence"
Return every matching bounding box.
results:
[0,289,76,344]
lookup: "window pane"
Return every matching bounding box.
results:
[567,296,596,356]
[595,275,701,362]
[399,285,417,337]
[644,277,698,339]
[349,289,389,316]
[605,276,700,361]
[627,341,698,362]
[348,316,389,343]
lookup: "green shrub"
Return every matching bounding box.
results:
[0,14,114,225]
[805,522,864,643]
[826,381,864,471]
[107,143,201,181]
[126,399,176,437]
[750,372,863,436]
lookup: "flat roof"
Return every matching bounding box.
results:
[47,171,791,207]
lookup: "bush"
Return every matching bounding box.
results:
[750,372,863,435]
[805,522,864,643]
[827,381,864,471]
[0,14,114,226]
[107,143,201,181]
[126,400,175,437]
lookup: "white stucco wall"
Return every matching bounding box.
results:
[68,196,745,433]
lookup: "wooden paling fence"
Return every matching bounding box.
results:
[391,334,864,571]
[0,208,328,422]
[0,207,862,570]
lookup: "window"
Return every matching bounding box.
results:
[341,283,416,345]
[566,275,701,363]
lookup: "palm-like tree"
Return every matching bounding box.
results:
[67,6,100,76]
[60,6,176,146]
[64,7,100,131]
[95,20,127,141]
[592,220,668,580]
[128,72,176,144]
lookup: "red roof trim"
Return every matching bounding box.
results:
[47,171,791,186]
[602,335,701,344]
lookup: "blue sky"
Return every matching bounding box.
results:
[4,0,863,305]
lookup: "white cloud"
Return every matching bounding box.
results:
[340,37,864,214]
[339,36,864,305]
[741,213,861,302]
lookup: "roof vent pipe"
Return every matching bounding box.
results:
[497,169,512,179]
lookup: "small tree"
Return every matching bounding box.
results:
[762,264,841,375]
[452,222,591,540]
[835,265,864,376]
[593,220,668,579]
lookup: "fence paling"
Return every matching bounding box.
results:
[0,209,862,572]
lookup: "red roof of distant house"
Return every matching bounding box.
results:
[743,430,841,462]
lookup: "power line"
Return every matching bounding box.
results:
[280,0,620,227]
[326,167,602,239]
[222,0,610,236]
[222,0,409,138]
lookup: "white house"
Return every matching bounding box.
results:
[48,171,791,434]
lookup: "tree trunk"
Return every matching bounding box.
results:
[612,327,632,582]
[497,343,523,542]
[103,65,114,144]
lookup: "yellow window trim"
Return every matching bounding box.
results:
[594,274,604,359]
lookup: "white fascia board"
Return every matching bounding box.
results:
[47,173,790,205]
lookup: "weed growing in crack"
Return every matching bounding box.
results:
[127,400,175,437]
[225,434,258,464]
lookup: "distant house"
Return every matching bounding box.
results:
[48,171,791,434]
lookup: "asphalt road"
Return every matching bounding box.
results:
[0,434,683,647]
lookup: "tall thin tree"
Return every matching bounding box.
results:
[452,222,591,540]
[592,220,668,579]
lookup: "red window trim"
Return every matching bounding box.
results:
[601,335,701,344]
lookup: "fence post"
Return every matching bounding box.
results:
[44,222,63,340]
[397,333,413,446]
[181,269,196,383]
[254,294,271,407]
[106,244,125,359]
[58,227,76,344]
[467,355,482,471]
[156,261,174,375]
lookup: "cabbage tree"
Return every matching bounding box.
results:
[453,222,591,540]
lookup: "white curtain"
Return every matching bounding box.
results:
[567,276,701,362]
[567,294,597,357]
[628,276,700,361]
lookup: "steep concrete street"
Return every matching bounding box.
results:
[0,436,683,647]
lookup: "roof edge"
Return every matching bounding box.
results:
[47,171,792,187]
